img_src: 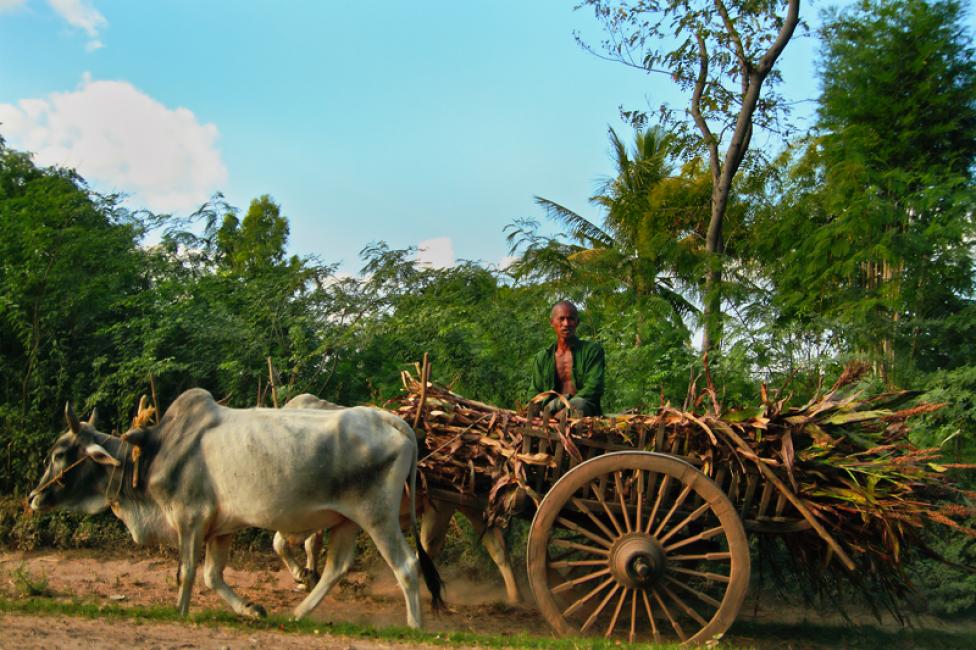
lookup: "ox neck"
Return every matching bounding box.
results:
[89,431,152,503]
[110,492,174,546]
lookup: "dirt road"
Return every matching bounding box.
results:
[2,549,972,649]
[0,549,543,648]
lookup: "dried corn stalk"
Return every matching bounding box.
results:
[393,364,975,605]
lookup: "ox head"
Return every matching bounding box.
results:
[29,403,123,514]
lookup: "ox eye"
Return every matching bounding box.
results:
[53,451,65,462]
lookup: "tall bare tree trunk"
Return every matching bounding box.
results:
[697,0,801,355]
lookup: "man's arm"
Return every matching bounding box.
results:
[573,343,605,403]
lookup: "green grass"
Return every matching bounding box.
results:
[7,563,53,597]
[5,594,973,649]
[0,596,681,649]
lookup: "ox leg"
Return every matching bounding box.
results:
[292,519,360,620]
[273,531,305,584]
[363,519,423,629]
[204,534,266,618]
[303,530,323,586]
[420,501,456,558]
[176,527,202,616]
[458,505,522,604]
[273,531,320,590]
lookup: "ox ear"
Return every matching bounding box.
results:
[85,442,121,467]
[121,427,147,447]
[87,408,98,428]
[65,402,82,434]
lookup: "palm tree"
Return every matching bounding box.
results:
[508,126,704,323]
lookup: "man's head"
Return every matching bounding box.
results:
[549,300,579,341]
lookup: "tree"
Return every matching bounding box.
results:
[579,0,801,353]
[508,125,702,330]
[0,143,144,492]
[754,0,976,383]
[217,194,292,275]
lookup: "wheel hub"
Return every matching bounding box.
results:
[609,532,665,589]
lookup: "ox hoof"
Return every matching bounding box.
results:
[299,568,320,592]
[243,602,267,618]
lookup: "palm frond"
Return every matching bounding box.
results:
[533,196,613,248]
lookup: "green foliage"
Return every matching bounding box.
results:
[912,365,976,474]
[0,146,144,492]
[752,0,976,383]
[0,498,129,550]
[7,563,51,597]
[908,532,976,618]
[507,126,702,322]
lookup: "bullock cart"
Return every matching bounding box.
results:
[395,362,969,646]
[423,409,813,645]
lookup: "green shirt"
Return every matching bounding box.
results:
[530,338,605,415]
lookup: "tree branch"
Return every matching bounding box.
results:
[691,31,720,182]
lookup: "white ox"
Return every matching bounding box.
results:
[276,393,521,604]
[28,389,443,627]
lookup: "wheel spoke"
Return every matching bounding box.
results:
[604,584,628,638]
[628,588,638,644]
[657,502,712,545]
[660,583,708,628]
[665,575,722,609]
[653,483,693,538]
[591,481,625,536]
[644,474,671,534]
[652,586,687,642]
[552,567,611,594]
[663,525,725,553]
[581,583,621,633]
[635,469,645,532]
[669,566,731,584]
[562,576,616,618]
[555,516,614,548]
[645,470,659,504]
[667,551,731,562]
[571,497,617,542]
[641,589,661,644]
[551,537,610,557]
[614,471,632,532]
[549,558,608,569]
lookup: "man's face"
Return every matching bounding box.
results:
[550,304,579,340]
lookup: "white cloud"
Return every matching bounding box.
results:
[48,0,106,50]
[49,0,104,36]
[416,237,456,269]
[0,0,27,13]
[497,255,518,271]
[0,76,228,214]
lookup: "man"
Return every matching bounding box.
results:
[530,300,604,417]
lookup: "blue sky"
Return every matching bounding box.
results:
[0,0,893,272]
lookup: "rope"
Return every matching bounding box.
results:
[32,440,134,504]
[31,455,90,494]
[105,441,129,505]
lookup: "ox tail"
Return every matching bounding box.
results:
[409,450,444,611]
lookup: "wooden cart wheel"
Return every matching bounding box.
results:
[527,451,749,646]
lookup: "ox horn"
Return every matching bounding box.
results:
[87,407,98,427]
[65,402,82,434]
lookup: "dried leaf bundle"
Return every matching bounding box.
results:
[393,364,975,605]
